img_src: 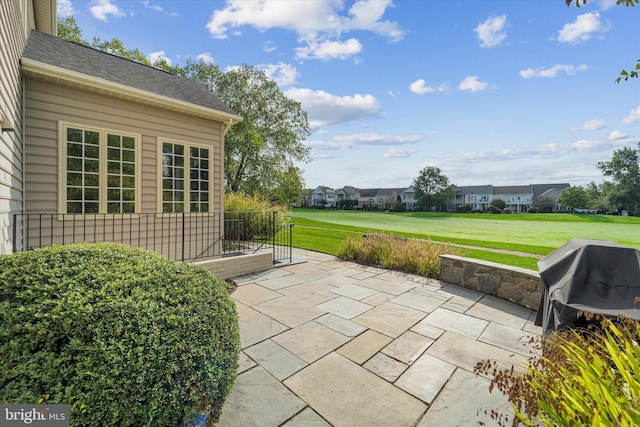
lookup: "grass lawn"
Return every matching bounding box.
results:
[286,209,640,270]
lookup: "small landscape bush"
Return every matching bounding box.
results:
[475,313,640,426]
[0,243,240,427]
[224,192,286,241]
[337,232,460,278]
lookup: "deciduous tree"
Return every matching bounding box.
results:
[412,167,452,211]
[185,62,311,205]
[557,186,588,212]
[597,142,640,215]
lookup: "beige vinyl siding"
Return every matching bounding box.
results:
[23,78,225,258]
[0,0,31,254]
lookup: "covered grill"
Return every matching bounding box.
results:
[535,238,640,335]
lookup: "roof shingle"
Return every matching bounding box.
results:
[21,30,238,117]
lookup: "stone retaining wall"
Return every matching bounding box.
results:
[439,254,542,310]
[193,250,273,280]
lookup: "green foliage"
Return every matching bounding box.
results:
[224,193,286,242]
[491,199,506,210]
[337,233,460,278]
[597,142,640,215]
[412,167,452,211]
[0,243,240,427]
[556,186,588,211]
[56,16,88,45]
[186,62,311,205]
[476,315,640,426]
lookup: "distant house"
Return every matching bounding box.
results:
[401,186,417,210]
[493,185,533,213]
[310,186,336,207]
[449,183,570,212]
[2,1,242,257]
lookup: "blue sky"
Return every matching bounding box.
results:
[58,0,639,189]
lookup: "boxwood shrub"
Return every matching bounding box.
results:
[0,243,240,426]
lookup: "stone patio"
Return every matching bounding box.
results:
[217,248,541,427]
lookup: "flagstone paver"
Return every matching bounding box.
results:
[272,321,350,363]
[219,248,542,427]
[336,329,393,364]
[314,313,367,337]
[395,353,457,404]
[244,339,307,381]
[381,330,434,365]
[284,353,427,427]
[235,302,289,349]
[363,352,409,382]
[417,368,511,427]
[426,331,529,377]
[237,351,256,374]
[466,294,532,329]
[253,296,326,328]
[281,408,331,427]
[329,283,379,300]
[353,302,427,338]
[231,283,282,306]
[217,366,306,427]
[390,290,449,313]
[357,277,415,295]
[417,307,489,339]
[316,296,373,319]
[479,322,540,357]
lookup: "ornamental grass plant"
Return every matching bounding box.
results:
[337,232,460,278]
[475,312,640,426]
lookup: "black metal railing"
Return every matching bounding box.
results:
[12,211,293,265]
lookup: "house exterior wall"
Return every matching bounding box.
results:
[0,0,31,255]
[21,78,226,257]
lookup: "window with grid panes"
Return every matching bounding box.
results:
[62,124,138,214]
[161,141,210,213]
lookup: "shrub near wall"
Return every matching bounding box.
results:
[0,243,240,427]
[338,233,459,278]
[224,193,285,241]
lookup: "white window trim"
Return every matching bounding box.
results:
[57,121,142,215]
[156,137,213,213]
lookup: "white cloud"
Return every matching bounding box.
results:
[206,0,403,61]
[57,0,75,17]
[384,148,418,158]
[557,12,609,44]
[458,75,490,92]
[295,38,363,61]
[609,130,628,140]
[597,0,618,10]
[519,64,588,78]
[572,118,606,131]
[285,88,380,128]
[264,41,277,52]
[196,52,215,64]
[141,1,163,12]
[307,133,422,151]
[258,62,299,87]
[474,15,507,48]
[89,0,125,21]
[450,138,631,164]
[622,106,640,125]
[148,50,171,64]
[409,79,448,95]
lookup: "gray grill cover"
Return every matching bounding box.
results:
[535,238,640,335]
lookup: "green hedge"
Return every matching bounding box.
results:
[0,243,240,426]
